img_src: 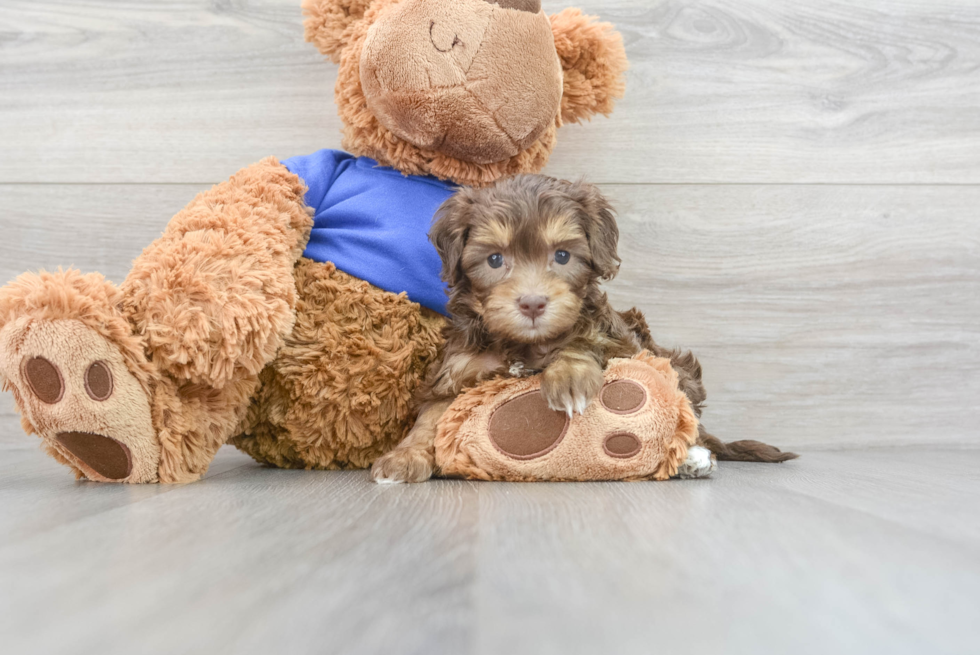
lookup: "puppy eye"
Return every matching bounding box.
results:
[487,253,504,269]
[554,250,571,265]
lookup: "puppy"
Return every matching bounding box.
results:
[371,175,797,483]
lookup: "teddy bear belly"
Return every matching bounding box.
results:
[231,258,447,470]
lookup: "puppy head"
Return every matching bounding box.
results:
[431,174,620,343]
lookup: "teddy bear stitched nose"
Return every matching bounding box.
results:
[482,0,541,13]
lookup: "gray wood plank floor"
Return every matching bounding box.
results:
[0,445,977,655]
[1,1,978,653]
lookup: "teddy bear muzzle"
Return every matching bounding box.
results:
[359,0,562,165]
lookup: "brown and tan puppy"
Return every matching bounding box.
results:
[372,175,797,483]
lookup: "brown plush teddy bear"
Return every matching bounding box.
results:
[0,0,629,483]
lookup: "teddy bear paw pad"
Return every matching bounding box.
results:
[488,391,569,460]
[599,380,646,414]
[435,353,699,481]
[0,319,160,483]
[603,432,642,459]
[54,432,133,481]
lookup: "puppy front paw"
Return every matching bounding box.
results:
[371,448,435,484]
[541,356,604,417]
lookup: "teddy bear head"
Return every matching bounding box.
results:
[303,0,628,186]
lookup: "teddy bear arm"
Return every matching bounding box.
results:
[120,158,313,388]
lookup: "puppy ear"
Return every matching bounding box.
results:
[430,191,474,288]
[549,8,629,124]
[569,180,620,281]
[302,0,376,63]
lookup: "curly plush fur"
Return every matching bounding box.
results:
[233,260,445,469]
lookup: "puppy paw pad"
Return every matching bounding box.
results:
[23,356,65,404]
[489,391,569,460]
[603,432,642,459]
[599,380,646,415]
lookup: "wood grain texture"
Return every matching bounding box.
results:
[472,451,980,655]
[0,444,254,545]
[746,449,980,548]
[1,183,976,449]
[0,451,478,655]
[602,183,980,448]
[2,0,980,183]
[0,447,977,655]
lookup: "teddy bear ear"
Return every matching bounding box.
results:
[302,0,376,63]
[549,8,629,124]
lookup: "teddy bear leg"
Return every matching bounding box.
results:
[230,260,447,472]
[434,353,710,482]
[121,157,311,389]
[0,158,312,483]
[0,271,160,482]
[119,157,313,481]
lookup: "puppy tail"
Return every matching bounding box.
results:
[697,426,799,463]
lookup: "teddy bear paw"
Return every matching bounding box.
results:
[0,318,159,483]
[435,354,702,481]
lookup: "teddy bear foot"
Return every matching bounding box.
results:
[0,319,159,483]
[0,274,160,483]
[434,353,703,482]
[673,445,716,480]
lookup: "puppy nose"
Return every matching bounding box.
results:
[518,295,548,319]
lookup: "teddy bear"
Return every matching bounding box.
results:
[0,0,630,483]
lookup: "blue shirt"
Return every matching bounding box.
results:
[282,149,456,315]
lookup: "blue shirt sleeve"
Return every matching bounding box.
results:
[281,149,354,214]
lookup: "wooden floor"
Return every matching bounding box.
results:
[0,440,977,655]
[1,1,979,653]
